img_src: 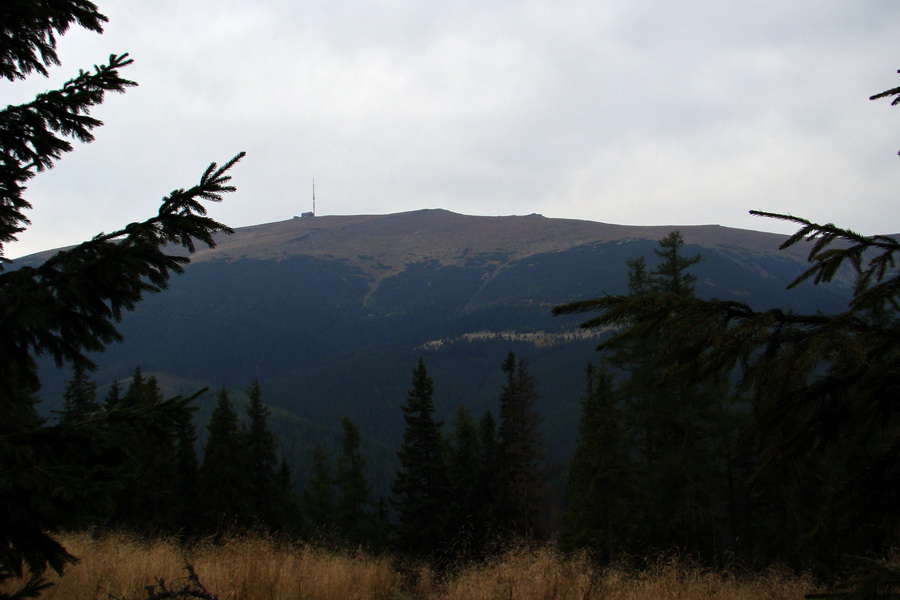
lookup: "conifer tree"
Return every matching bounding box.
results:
[558,233,739,559]
[0,0,242,594]
[275,458,303,533]
[244,380,282,525]
[113,371,183,532]
[301,444,336,536]
[559,363,633,559]
[554,158,900,567]
[172,409,201,532]
[392,359,449,556]
[334,417,372,546]
[59,363,100,423]
[445,406,486,558]
[476,410,502,547]
[200,389,252,530]
[104,380,122,408]
[1,1,242,588]
[651,231,702,296]
[497,352,546,541]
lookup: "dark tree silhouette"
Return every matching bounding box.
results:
[496,352,546,541]
[0,1,242,594]
[553,80,900,565]
[392,359,449,556]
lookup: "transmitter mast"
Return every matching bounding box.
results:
[299,179,316,218]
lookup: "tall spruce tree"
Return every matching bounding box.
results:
[497,352,546,541]
[200,388,252,530]
[172,408,201,532]
[650,231,701,296]
[59,363,100,423]
[244,380,285,527]
[334,417,372,546]
[444,406,485,558]
[0,1,242,590]
[476,410,502,548]
[301,444,336,537]
[559,362,633,559]
[392,359,449,556]
[113,371,188,532]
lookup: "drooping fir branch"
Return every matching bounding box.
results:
[0,53,136,253]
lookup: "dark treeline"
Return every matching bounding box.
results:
[52,351,550,562]
[51,231,896,574]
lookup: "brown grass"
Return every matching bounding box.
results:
[3,532,816,600]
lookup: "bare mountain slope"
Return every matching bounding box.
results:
[187,209,801,275]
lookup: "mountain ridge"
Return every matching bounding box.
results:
[25,209,856,493]
[184,209,805,269]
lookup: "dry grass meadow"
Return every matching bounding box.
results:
[5,532,820,600]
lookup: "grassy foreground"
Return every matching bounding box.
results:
[5,532,817,600]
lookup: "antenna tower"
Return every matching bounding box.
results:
[312,179,316,215]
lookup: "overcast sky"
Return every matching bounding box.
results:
[7,1,900,259]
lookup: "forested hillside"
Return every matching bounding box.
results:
[24,211,854,492]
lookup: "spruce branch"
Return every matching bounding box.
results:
[0,0,108,81]
[750,210,900,312]
[0,52,136,253]
[869,69,900,153]
[0,152,243,391]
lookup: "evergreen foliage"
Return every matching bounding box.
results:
[391,359,450,556]
[59,363,100,423]
[113,370,184,532]
[300,444,336,536]
[444,406,487,558]
[556,231,743,561]
[555,209,899,565]
[496,352,546,541]
[244,380,286,526]
[476,410,502,546]
[0,0,242,593]
[172,408,201,531]
[559,362,632,559]
[199,389,252,530]
[334,417,373,546]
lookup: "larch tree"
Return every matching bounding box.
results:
[0,0,243,594]
[557,232,739,560]
[552,76,900,569]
